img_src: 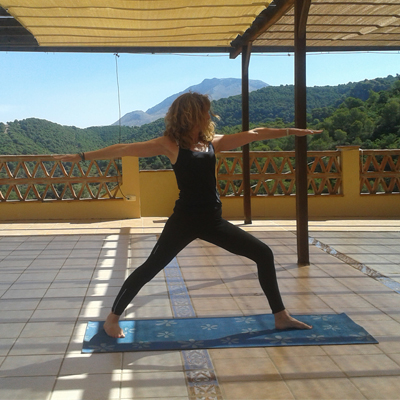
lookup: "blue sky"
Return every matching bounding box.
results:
[1,51,399,128]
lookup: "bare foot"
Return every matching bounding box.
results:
[103,312,125,338]
[274,309,312,330]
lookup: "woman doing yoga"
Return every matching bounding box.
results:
[55,92,318,338]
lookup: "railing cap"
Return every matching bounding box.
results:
[336,145,360,152]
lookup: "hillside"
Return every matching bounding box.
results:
[114,77,269,127]
[1,74,399,170]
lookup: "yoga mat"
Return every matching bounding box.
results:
[82,313,377,353]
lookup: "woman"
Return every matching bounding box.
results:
[56,92,318,338]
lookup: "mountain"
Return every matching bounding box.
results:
[114,77,269,127]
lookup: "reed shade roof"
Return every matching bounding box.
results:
[1,0,400,52]
[0,0,273,48]
[247,0,400,51]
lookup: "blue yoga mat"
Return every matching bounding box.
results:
[82,313,377,353]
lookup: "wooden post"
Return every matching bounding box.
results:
[294,0,311,265]
[242,44,252,224]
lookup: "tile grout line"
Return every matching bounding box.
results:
[164,257,223,400]
[308,236,400,295]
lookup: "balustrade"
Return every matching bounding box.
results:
[216,150,342,196]
[0,155,121,201]
[360,150,400,194]
[1,149,399,209]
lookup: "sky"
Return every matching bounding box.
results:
[1,50,399,128]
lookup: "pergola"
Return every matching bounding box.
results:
[1,0,400,265]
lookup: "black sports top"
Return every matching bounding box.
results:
[172,142,222,212]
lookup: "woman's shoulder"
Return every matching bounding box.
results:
[158,135,178,149]
[158,136,179,164]
[211,134,224,153]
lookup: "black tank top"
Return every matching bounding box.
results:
[172,142,222,213]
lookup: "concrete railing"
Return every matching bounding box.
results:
[0,146,399,220]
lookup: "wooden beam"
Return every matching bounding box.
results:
[241,44,252,224]
[297,0,311,39]
[230,0,295,58]
[294,0,311,266]
[0,45,235,53]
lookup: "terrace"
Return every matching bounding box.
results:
[0,217,399,400]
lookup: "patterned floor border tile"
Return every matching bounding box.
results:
[165,258,223,400]
[309,236,400,294]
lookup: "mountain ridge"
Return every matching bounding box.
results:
[114,77,269,127]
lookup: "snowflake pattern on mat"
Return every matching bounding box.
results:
[311,315,334,322]
[157,331,175,338]
[234,317,256,324]
[307,334,326,342]
[323,324,341,331]
[178,339,205,349]
[155,320,178,327]
[220,337,240,345]
[89,343,116,352]
[241,327,258,334]
[265,335,293,345]
[201,324,218,331]
[123,327,135,335]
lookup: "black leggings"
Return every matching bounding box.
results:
[111,209,285,316]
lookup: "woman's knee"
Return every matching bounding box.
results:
[253,242,274,265]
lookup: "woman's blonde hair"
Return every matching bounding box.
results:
[164,92,216,149]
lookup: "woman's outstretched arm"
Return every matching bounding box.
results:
[212,127,321,153]
[53,136,176,162]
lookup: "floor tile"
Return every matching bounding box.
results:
[9,336,70,356]
[0,323,26,339]
[51,373,121,400]
[354,319,400,337]
[214,356,281,381]
[286,377,365,399]
[0,339,15,357]
[219,379,294,400]
[122,351,184,372]
[209,347,269,359]
[351,375,400,399]
[271,355,346,379]
[120,371,187,399]
[0,376,55,400]
[331,354,400,377]
[59,353,122,376]
[0,354,64,377]
[20,321,75,338]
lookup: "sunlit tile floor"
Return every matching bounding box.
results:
[0,218,399,400]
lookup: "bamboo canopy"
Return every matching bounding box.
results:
[1,0,400,53]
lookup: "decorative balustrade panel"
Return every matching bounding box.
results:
[0,156,122,201]
[360,150,400,194]
[216,150,342,196]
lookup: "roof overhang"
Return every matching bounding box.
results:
[1,0,400,55]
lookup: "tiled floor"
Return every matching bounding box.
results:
[0,218,399,400]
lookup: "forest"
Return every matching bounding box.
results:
[1,74,399,171]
